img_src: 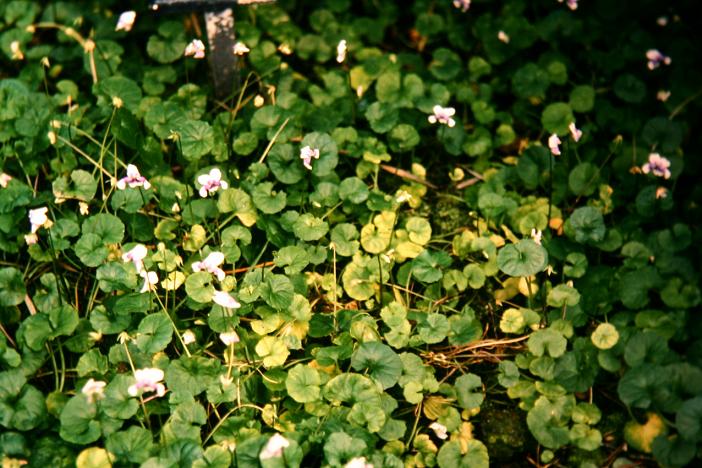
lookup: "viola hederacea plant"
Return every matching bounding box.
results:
[1,1,701,467]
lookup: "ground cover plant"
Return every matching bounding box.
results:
[1,0,702,466]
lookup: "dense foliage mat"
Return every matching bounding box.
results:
[1,0,702,466]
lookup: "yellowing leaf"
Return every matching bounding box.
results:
[624,413,667,453]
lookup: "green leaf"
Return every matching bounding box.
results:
[569,85,595,113]
[147,21,188,64]
[528,329,567,358]
[82,214,125,244]
[185,272,215,303]
[454,373,484,410]
[497,240,548,277]
[388,124,420,152]
[0,267,25,306]
[252,182,287,214]
[176,120,214,161]
[217,188,257,227]
[351,341,403,389]
[135,314,173,354]
[429,48,462,81]
[437,440,489,468]
[273,245,309,274]
[541,102,574,135]
[255,336,290,368]
[74,233,109,267]
[285,364,321,403]
[568,162,598,196]
[95,76,142,112]
[59,395,101,444]
[331,223,360,257]
[614,74,646,104]
[567,207,606,244]
[364,102,398,134]
[232,132,259,156]
[417,313,450,344]
[268,143,305,184]
[292,213,328,241]
[676,397,702,441]
[547,284,581,307]
[52,170,97,202]
[106,426,154,464]
[260,274,294,310]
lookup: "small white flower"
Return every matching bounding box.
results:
[568,122,582,142]
[122,244,148,273]
[336,39,347,63]
[24,233,38,246]
[182,330,196,345]
[192,251,226,281]
[558,0,578,10]
[79,201,90,216]
[115,11,136,32]
[233,41,250,56]
[260,433,290,460]
[646,49,671,70]
[197,168,228,198]
[300,146,320,170]
[548,134,561,156]
[429,422,448,440]
[344,457,373,468]
[171,202,181,213]
[278,43,292,55]
[213,290,241,309]
[10,40,23,60]
[139,270,159,293]
[185,39,206,59]
[428,105,456,128]
[128,368,166,397]
[657,16,668,27]
[82,378,107,403]
[531,228,542,245]
[655,187,668,199]
[48,131,57,145]
[219,330,240,346]
[642,152,671,179]
[453,0,471,12]
[116,164,151,190]
[0,173,12,188]
[29,207,52,233]
[497,30,510,43]
[254,95,265,107]
[657,90,671,102]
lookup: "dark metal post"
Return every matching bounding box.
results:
[150,0,275,101]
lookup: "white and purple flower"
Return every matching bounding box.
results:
[82,378,107,403]
[300,146,320,170]
[122,244,148,273]
[185,39,206,59]
[568,122,582,142]
[642,152,671,179]
[213,290,241,309]
[192,251,226,281]
[197,168,228,198]
[336,39,347,63]
[128,368,166,398]
[116,164,151,190]
[646,49,671,70]
[219,330,240,346]
[428,105,456,128]
[453,0,471,12]
[260,433,290,460]
[548,134,561,156]
[115,11,136,32]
